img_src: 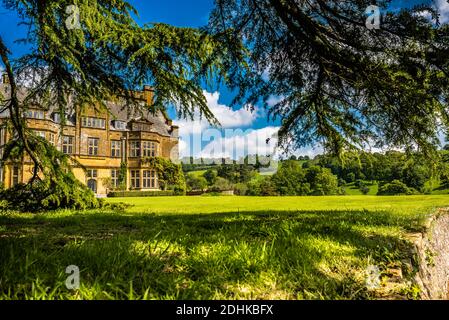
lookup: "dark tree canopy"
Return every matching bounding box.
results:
[0,0,246,210]
[208,0,449,155]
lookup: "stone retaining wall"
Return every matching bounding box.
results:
[413,211,449,300]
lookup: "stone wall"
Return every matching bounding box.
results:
[413,210,449,300]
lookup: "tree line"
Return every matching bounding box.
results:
[185,150,449,196]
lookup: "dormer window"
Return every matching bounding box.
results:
[24,110,45,120]
[53,113,61,123]
[52,112,72,124]
[113,120,127,130]
[81,117,106,129]
[131,121,152,132]
[34,130,46,138]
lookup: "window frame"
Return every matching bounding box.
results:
[87,137,100,156]
[81,117,106,129]
[130,170,141,189]
[12,165,20,186]
[114,121,127,130]
[129,141,141,157]
[49,132,56,146]
[111,140,121,158]
[87,169,98,179]
[142,141,158,157]
[25,110,45,119]
[34,130,46,139]
[143,170,157,189]
[62,135,74,154]
[111,169,120,188]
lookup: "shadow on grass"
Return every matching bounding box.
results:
[433,185,449,193]
[0,209,418,300]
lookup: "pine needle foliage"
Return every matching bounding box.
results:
[0,0,246,210]
[208,0,449,156]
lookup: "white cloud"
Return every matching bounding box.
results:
[198,126,280,160]
[175,90,265,159]
[292,146,324,158]
[266,95,284,107]
[196,127,325,161]
[175,91,259,137]
[436,0,449,23]
[207,91,258,128]
[178,138,188,157]
[417,0,449,24]
[174,91,324,160]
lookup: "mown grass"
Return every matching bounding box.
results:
[186,170,207,178]
[0,195,448,300]
[107,195,449,215]
[343,182,379,196]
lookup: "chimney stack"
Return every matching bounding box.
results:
[143,85,154,106]
[1,73,9,84]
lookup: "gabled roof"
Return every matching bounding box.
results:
[107,101,172,137]
[0,83,176,137]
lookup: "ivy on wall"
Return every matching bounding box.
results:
[118,162,127,191]
[141,157,186,195]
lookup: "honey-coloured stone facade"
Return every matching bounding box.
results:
[0,83,179,197]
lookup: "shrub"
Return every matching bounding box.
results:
[233,183,248,196]
[203,169,218,186]
[360,185,370,195]
[0,138,99,212]
[401,165,430,191]
[313,168,339,195]
[0,174,100,213]
[422,186,432,195]
[259,178,279,196]
[186,174,208,192]
[102,202,134,212]
[141,157,186,193]
[246,179,262,196]
[377,180,418,195]
[302,161,311,169]
[271,160,309,195]
[210,177,233,192]
[346,172,356,183]
[354,179,366,188]
[217,164,256,183]
[167,184,187,196]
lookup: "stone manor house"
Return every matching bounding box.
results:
[0,76,179,197]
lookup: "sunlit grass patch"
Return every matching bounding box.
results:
[1,195,448,300]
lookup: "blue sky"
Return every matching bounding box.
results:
[0,0,446,159]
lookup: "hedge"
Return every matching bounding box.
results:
[107,190,175,198]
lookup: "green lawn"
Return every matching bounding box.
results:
[1,195,448,300]
[343,182,379,196]
[186,170,207,178]
[107,195,448,215]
